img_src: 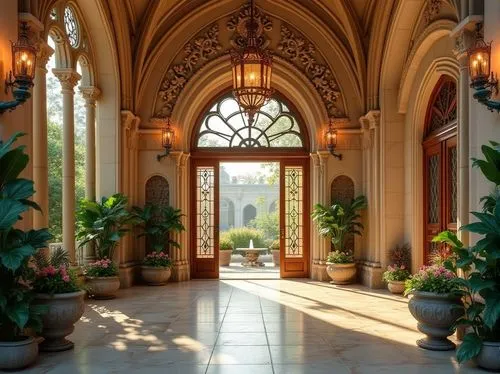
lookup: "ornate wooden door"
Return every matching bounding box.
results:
[280,159,310,278]
[190,159,219,278]
[423,76,457,263]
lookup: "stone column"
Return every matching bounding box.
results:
[32,42,53,230]
[53,68,81,265]
[172,151,190,282]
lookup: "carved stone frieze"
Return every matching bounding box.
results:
[156,24,223,118]
[276,25,344,118]
[227,3,273,48]
[424,0,442,25]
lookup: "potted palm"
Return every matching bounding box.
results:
[33,248,85,352]
[0,133,50,370]
[219,236,233,267]
[270,239,280,267]
[76,194,135,299]
[405,264,462,351]
[311,195,367,285]
[132,205,185,285]
[433,142,500,370]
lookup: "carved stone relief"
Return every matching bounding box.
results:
[424,0,442,25]
[154,3,347,122]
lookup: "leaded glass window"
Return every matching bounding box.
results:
[449,146,458,223]
[284,166,303,258]
[64,6,79,48]
[428,154,440,224]
[196,167,215,259]
[197,96,304,148]
[427,79,457,134]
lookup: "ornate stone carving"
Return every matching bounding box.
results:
[52,68,81,91]
[80,86,101,104]
[424,0,442,25]
[156,24,223,118]
[277,25,344,117]
[227,3,273,48]
[145,176,170,208]
[36,41,54,69]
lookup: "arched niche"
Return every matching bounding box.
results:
[330,175,355,252]
[145,175,170,207]
[243,204,257,227]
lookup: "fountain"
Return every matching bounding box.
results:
[239,239,267,267]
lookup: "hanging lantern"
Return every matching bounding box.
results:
[468,36,491,88]
[325,120,342,160]
[11,22,37,85]
[231,0,273,126]
[157,118,175,161]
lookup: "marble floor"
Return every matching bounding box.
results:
[26,280,483,374]
[220,254,280,279]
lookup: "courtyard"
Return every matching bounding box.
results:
[26,280,482,374]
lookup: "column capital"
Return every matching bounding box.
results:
[80,86,101,104]
[52,68,81,92]
[360,110,381,130]
[121,110,140,131]
[36,41,54,70]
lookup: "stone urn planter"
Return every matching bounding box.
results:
[35,290,86,352]
[326,263,357,285]
[272,249,280,266]
[387,280,406,294]
[476,341,500,371]
[219,250,232,266]
[86,276,120,299]
[141,266,172,285]
[0,337,38,370]
[408,291,463,351]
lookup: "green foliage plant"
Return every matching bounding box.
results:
[270,239,280,250]
[131,204,185,253]
[0,133,52,341]
[311,195,367,261]
[84,258,118,277]
[221,227,266,249]
[433,141,500,364]
[326,250,354,264]
[404,265,458,295]
[76,194,135,261]
[142,252,172,268]
[219,236,233,251]
[32,248,79,294]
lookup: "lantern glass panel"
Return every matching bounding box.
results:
[469,49,490,82]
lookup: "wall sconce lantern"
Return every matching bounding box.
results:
[467,24,500,112]
[325,119,342,160]
[157,118,174,161]
[0,22,37,114]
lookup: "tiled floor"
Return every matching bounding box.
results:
[27,280,483,373]
[220,254,280,279]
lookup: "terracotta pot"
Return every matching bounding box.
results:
[407,291,463,351]
[326,263,357,285]
[86,276,120,299]
[272,249,280,266]
[219,250,232,266]
[141,266,172,285]
[0,337,38,370]
[476,341,500,371]
[35,290,86,352]
[387,280,406,294]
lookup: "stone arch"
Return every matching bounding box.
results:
[47,25,72,69]
[243,204,257,227]
[76,54,95,87]
[145,175,170,207]
[220,198,235,230]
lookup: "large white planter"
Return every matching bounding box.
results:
[141,266,171,285]
[0,337,38,370]
[86,276,120,299]
[408,291,463,351]
[326,263,357,284]
[476,341,500,371]
[35,290,86,352]
[219,250,232,266]
[387,280,406,294]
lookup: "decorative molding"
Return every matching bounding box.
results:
[424,0,443,25]
[227,3,272,48]
[36,41,54,69]
[276,25,344,118]
[80,86,101,104]
[156,24,223,118]
[52,68,81,91]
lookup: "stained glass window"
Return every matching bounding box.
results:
[64,6,79,48]
[285,166,303,258]
[196,167,215,259]
[197,96,303,148]
[427,79,457,134]
[449,146,457,223]
[428,155,440,224]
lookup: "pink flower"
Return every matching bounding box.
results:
[102,263,108,268]
[45,265,56,276]
[62,275,70,282]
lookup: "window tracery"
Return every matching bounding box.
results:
[64,6,80,48]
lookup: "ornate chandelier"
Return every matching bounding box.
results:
[231,0,273,126]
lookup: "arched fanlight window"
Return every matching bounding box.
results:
[64,6,80,48]
[196,96,304,149]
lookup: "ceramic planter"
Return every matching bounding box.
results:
[407,291,463,351]
[0,337,38,370]
[387,280,406,294]
[326,263,357,284]
[476,341,500,371]
[219,250,232,266]
[141,266,172,285]
[35,290,86,352]
[272,249,280,266]
[86,276,120,299]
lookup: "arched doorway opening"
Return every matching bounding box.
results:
[423,75,458,263]
[190,93,310,279]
